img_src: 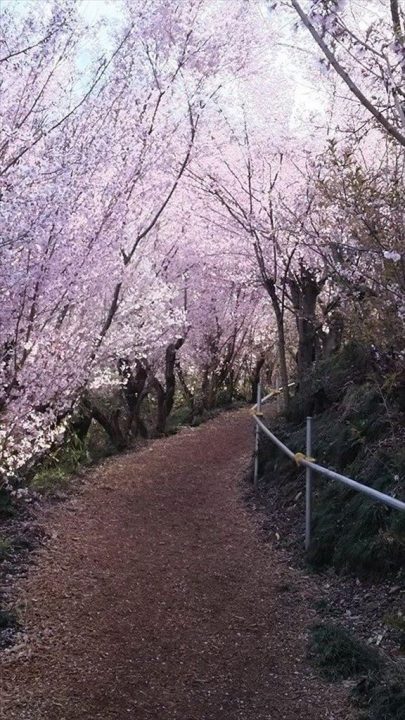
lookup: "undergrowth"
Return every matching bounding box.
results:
[309,622,405,720]
[257,342,405,718]
[30,433,89,496]
[0,608,20,649]
[259,341,405,578]
[0,535,12,561]
[309,623,380,680]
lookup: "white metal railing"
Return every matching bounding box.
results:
[252,382,405,550]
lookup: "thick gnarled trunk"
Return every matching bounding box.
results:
[250,353,265,403]
[151,338,184,435]
[289,267,325,383]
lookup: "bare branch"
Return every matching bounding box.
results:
[289,0,405,147]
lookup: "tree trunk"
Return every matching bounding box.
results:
[275,313,290,410]
[175,360,194,411]
[264,278,290,410]
[151,377,167,436]
[117,357,148,436]
[164,339,184,417]
[250,353,265,403]
[200,365,211,410]
[89,403,127,450]
[289,267,324,382]
[151,338,184,435]
[322,312,344,358]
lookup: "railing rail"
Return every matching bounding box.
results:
[252,382,405,550]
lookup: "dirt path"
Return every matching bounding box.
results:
[0,410,353,720]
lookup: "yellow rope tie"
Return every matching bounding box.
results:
[250,407,264,416]
[293,452,316,466]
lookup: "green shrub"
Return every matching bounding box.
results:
[0,536,12,561]
[309,623,405,720]
[0,609,18,630]
[308,622,381,680]
[30,433,88,496]
[352,671,405,720]
[166,404,193,431]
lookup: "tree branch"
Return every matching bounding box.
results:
[290,0,405,147]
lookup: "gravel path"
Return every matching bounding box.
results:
[0,410,354,720]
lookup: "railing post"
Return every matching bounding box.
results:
[253,381,262,489]
[275,375,280,413]
[305,416,313,551]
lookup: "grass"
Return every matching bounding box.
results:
[30,433,88,496]
[259,342,405,578]
[31,465,73,495]
[166,404,193,431]
[0,609,18,630]
[306,448,405,576]
[0,608,20,650]
[0,536,13,561]
[352,671,405,720]
[308,623,381,680]
[309,622,405,720]
[384,612,405,652]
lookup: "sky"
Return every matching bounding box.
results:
[78,0,122,23]
[2,0,329,139]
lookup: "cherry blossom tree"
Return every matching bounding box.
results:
[285,0,405,146]
[1,0,403,492]
[0,0,254,481]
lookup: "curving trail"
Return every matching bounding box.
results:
[0,410,353,720]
